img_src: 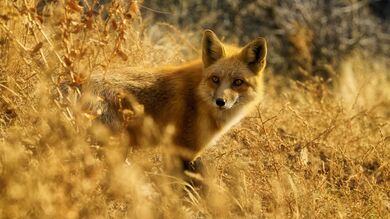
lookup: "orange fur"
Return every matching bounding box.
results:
[85,30,267,161]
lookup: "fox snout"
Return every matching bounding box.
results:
[214,97,233,109]
[215,98,226,107]
[213,88,239,109]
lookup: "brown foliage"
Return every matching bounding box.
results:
[0,0,389,218]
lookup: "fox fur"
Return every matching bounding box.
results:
[85,30,267,163]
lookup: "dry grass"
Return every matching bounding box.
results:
[1,1,389,218]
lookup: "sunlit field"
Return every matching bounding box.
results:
[1,1,389,218]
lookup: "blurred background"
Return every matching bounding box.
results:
[144,0,389,80]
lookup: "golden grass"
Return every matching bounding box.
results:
[1,1,389,218]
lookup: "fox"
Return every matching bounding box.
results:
[84,29,267,174]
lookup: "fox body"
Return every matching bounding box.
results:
[86,30,267,162]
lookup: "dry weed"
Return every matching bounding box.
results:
[0,1,389,218]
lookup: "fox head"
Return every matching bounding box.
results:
[198,29,267,114]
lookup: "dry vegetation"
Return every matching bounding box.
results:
[1,0,389,218]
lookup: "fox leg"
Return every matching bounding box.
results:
[181,157,208,193]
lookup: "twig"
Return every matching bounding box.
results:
[0,84,21,98]
[22,0,48,68]
[140,4,172,15]
[0,22,29,51]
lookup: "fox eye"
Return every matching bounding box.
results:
[211,76,220,84]
[232,79,244,87]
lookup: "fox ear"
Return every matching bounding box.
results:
[240,37,267,74]
[202,30,225,68]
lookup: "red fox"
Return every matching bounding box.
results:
[85,29,267,171]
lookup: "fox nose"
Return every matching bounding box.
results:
[215,98,226,107]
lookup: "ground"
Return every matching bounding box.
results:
[0,1,389,218]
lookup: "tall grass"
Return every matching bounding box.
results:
[0,0,389,218]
